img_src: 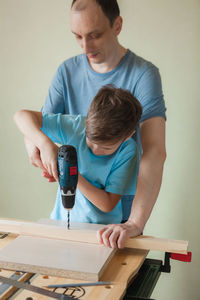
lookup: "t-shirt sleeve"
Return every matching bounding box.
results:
[42,66,66,114]
[105,141,138,195]
[41,113,82,145]
[134,66,166,122]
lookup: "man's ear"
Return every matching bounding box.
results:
[113,16,123,36]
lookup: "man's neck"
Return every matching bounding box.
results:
[89,45,127,74]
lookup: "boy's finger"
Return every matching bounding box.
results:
[52,162,59,181]
[46,164,52,178]
[42,171,56,182]
[42,170,50,178]
[48,177,56,182]
[31,150,46,170]
[34,157,46,170]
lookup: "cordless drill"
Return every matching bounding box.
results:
[57,145,78,229]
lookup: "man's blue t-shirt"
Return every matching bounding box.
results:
[42,114,138,224]
[42,49,166,220]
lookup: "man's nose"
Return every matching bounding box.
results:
[81,38,91,53]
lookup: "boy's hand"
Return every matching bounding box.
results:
[97,221,142,249]
[25,137,58,182]
[24,137,45,170]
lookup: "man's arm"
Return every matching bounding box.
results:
[14,110,59,181]
[97,117,166,248]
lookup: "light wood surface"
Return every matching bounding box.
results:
[0,233,34,300]
[10,247,148,300]
[0,218,189,254]
[0,234,115,281]
[14,247,148,300]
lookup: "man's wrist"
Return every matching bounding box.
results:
[125,219,144,235]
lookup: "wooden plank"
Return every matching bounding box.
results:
[0,232,18,250]
[0,219,189,254]
[125,235,188,254]
[0,235,115,281]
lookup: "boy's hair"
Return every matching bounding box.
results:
[85,85,142,144]
[71,0,120,26]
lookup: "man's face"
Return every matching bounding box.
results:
[70,1,120,66]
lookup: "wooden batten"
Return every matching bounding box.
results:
[0,219,188,254]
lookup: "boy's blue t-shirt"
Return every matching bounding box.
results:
[42,114,138,224]
[42,49,166,220]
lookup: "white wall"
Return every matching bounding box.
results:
[0,1,199,299]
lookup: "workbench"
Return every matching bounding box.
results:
[0,231,178,300]
[0,219,190,300]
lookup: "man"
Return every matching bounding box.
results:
[24,0,166,249]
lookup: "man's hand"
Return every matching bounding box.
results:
[97,220,142,249]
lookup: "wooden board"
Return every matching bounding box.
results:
[0,218,189,254]
[0,233,34,300]
[15,248,148,300]
[0,235,115,281]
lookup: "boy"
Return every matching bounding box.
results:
[14,85,142,224]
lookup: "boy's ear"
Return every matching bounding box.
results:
[124,130,136,141]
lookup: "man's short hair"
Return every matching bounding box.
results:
[71,0,120,26]
[85,85,142,144]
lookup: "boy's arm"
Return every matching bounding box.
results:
[78,174,121,212]
[14,111,43,146]
[14,110,59,181]
[77,141,138,215]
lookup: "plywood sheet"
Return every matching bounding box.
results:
[14,249,149,300]
[0,235,115,281]
[0,232,149,300]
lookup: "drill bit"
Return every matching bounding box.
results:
[67,210,70,230]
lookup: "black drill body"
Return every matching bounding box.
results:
[57,145,78,228]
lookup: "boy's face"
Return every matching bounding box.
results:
[86,137,125,156]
